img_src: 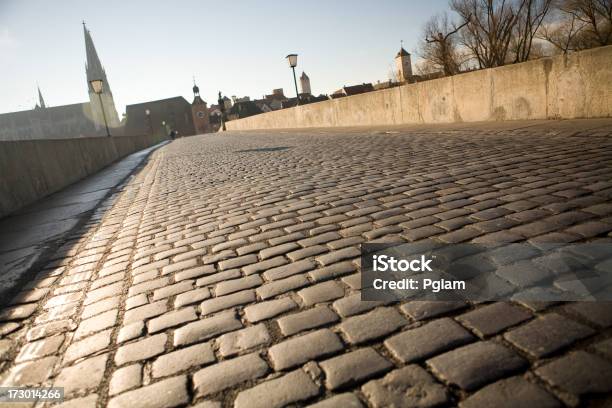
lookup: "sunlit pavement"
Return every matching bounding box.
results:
[1,120,612,407]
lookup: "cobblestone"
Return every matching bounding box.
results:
[123,300,167,325]
[244,297,297,323]
[55,353,108,396]
[173,311,242,346]
[320,347,392,390]
[457,302,532,337]
[115,333,167,365]
[152,342,215,378]
[308,393,364,408]
[277,305,340,336]
[427,341,528,391]
[339,307,406,344]
[298,280,345,306]
[109,364,142,396]
[385,317,474,363]
[2,356,57,385]
[147,306,197,333]
[268,329,343,370]
[107,375,189,408]
[217,324,270,357]
[16,335,64,362]
[460,376,561,408]
[234,368,319,408]
[2,124,612,406]
[192,352,269,397]
[200,289,256,315]
[117,321,144,343]
[64,329,112,363]
[504,313,595,358]
[362,365,449,408]
[75,309,118,339]
[256,274,309,299]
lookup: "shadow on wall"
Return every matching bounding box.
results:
[0,133,167,219]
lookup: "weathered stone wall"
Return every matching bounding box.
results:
[227,46,612,131]
[0,133,166,218]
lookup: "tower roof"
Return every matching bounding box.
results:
[396,47,410,57]
[192,76,200,95]
[37,85,46,109]
[300,71,309,79]
[83,22,111,94]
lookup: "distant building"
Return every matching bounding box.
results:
[221,96,232,110]
[331,83,374,98]
[373,80,400,91]
[255,88,285,110]
[0,23,120,140]
[300,72,311,95]
[232,96,250,104]
[281,98,299,109]
[124,96,196,137]
[282,94,329,108]
[208,105,223,132]
[253,100,273,113]
[395,47,413,82]
[227,101,263,121]
[268,88,286,99]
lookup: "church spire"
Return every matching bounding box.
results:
[37,85,46,108]
[83,22,111,95]
[82,22,119,129]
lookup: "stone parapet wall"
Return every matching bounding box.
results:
[0,133,166,218]
[227,46,612,131]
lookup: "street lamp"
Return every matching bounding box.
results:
[145,109,153,135]
[285,54,300,106]
[90,79,111,137]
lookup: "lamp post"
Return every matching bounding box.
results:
[285,54,300,106]
[89,79,110,137]
[145,109,153,135]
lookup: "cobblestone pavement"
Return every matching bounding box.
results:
[1,121,612,408]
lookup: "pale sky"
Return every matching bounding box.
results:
[0,0,449,116]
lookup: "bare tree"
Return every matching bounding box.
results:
[560,0,612,46]
[388,63,399,82]
[538,9,586,52]
[451,0,526,68]
[511,0,554,62]
[538,0,611,52]
[420,13,471,75]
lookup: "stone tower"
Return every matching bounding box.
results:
[191,81,209,134]
[395,47,413,82]
[84,23,120,132]
[300,72,311,95]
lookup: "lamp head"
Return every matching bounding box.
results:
[90,79,103,94]
[286,54,298,68]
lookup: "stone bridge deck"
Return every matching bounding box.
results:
[1,120,612,407]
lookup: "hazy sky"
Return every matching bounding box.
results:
[0,0,449,115]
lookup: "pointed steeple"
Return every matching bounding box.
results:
[83,22,111,95]
[37,85,46,109]
[82,22,119,129]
